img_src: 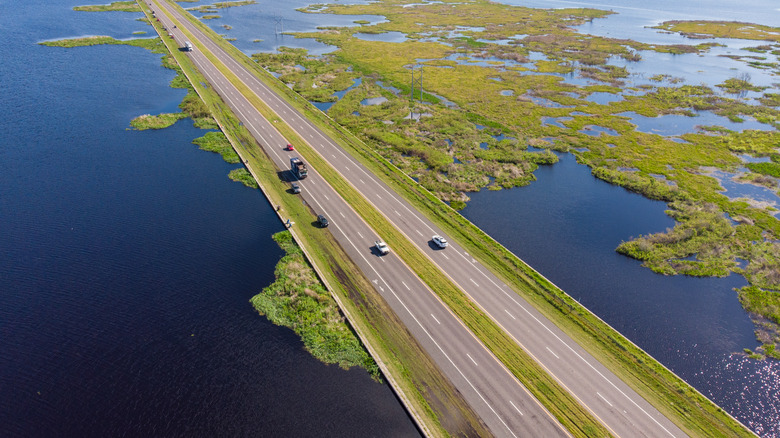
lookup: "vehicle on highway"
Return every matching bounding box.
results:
[291,182,301,194]
[317,214,329,228]
[184,41,193,51]
[432,235,448,248]
[375,240,389,255]
[290,157,308,179]
[285,143,294,151]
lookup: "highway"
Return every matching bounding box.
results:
[148,1,687,436]
[145,2,571,437]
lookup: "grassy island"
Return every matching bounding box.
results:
[227,168,258,188]
[654,20,780,42]
[74,1,140,12]
[130,112,187,129]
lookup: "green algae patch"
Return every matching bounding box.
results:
[74,1,140,12]
[251,231,379,374]
[655,20,780,42]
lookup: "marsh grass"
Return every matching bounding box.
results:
[227,168,258,188]
[193,131,239,163]
[130,112,188,129]
[655,20,780,42]
[252,231,379,374]
[74,1,139,12]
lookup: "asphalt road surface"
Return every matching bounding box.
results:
[148,1,687,436]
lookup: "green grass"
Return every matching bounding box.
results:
[193,131,240,163]
[130,112,188,129]
[252,231,379,375]
[746,162,780,178]
[654,20,780,42]
[39,35,166,51]
[227,168,258,188]
[74,1,140,12]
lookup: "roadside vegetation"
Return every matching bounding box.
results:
[192,131,239,162]
[227,168,258,188]
[121,3,495,435]
[251,231,379,375]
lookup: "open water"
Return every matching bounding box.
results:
[0,1,418,436]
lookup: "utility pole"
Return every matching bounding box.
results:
[410,65,423,121]
[274,15,284,36]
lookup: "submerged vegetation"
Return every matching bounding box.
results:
[251,0,780,355]
[251,232,379,375]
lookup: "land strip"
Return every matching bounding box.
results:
[139,3,491,435]
[155,0,760,438]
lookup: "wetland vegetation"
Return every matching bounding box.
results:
[73,1,140,12]
[250,0,780,357]
[251,231,379,375]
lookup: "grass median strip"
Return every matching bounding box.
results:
[142,2,491,436]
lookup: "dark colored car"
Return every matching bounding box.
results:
[317,214,329,227]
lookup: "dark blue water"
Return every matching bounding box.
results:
[0,2,418,437]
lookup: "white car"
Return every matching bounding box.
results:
[375,240,389,255]
[432,235,448,248]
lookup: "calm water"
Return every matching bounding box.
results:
[0,1,418,436]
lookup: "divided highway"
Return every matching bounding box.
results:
[149,1,687,436]
[146,2,569,436]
